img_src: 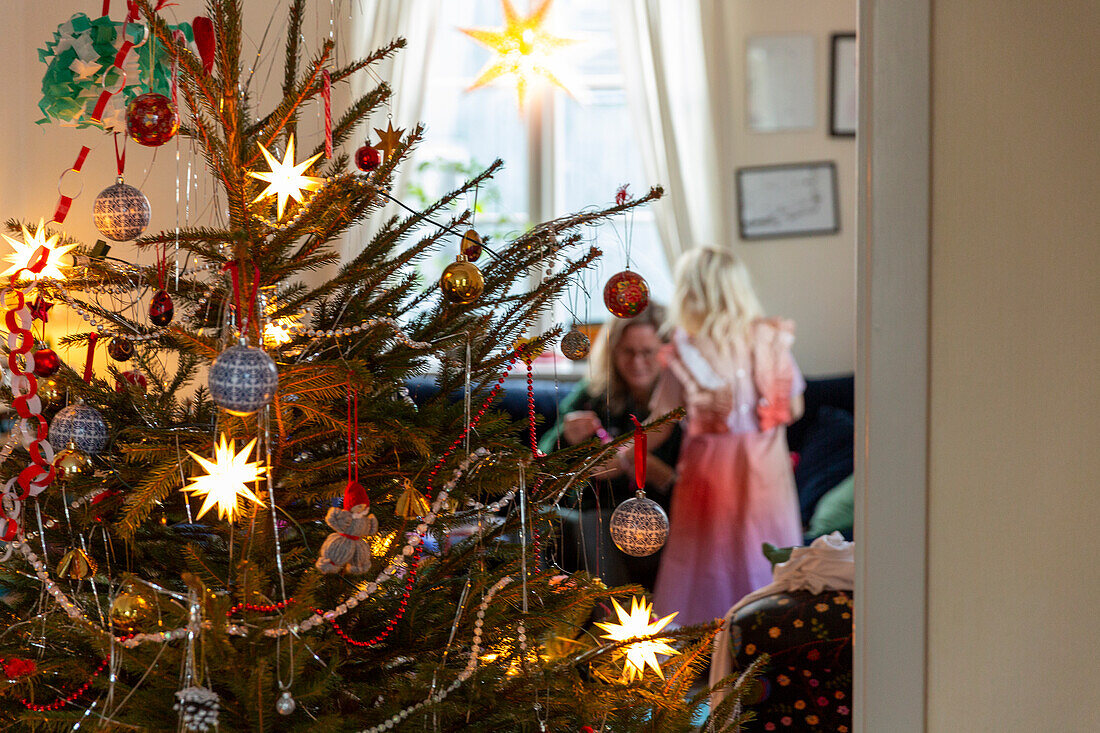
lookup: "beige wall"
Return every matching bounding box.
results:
[722,0,857,376]
[928,1,1100,729]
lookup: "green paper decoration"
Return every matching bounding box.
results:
[37,13,195,130]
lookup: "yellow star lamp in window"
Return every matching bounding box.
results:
[1,219,76,281]
[248,135,324,220]
[183,435,266,522]
[595,596,679,683]
[460,0,580,109]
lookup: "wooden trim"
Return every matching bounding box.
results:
[854,1,930,731]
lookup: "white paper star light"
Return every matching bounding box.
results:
[594,596,679,683]
[1,219,76,281]
[183,435,266,522]
[248,135,324,220]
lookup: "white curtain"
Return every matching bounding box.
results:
[344,0,442,261]
[611,0,732,264]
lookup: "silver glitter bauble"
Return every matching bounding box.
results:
[609,491,669,557]
[275,690,296,715]
[560,329,591,360]
[93,179,151,242]
[48,403,109,455]
[208,344,279,416]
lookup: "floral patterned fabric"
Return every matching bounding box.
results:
[729,589,853,732]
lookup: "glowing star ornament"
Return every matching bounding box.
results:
[183,435,266,522]
[594,596,679,683]
[248,135,324,220]
[460,0,581,109]
[1,219,77,281]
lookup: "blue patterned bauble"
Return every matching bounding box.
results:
[93,179,151,242]
[609,491,669,557]
[208,344,278,416]
[49,403,109,456]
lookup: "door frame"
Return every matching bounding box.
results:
[854,1,931,731]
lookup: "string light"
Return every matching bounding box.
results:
[1,219,76,281]
[248,135,323,220]
[183,435,266,522]
[595,597,679,683]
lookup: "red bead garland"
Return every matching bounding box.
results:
[226,598,296,617]
[19,658,108,711]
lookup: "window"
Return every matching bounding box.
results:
[405,0,672,328]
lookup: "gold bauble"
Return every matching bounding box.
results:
[53,441,92,477]
[38,379,60,406]
[57,548,97,580]
[440,255,484,305]
[110,585,152,630]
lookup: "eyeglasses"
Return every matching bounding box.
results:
[617,348,659,361]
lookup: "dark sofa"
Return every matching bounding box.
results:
[407,373,855,537]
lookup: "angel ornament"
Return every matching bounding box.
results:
[316,480,379,574]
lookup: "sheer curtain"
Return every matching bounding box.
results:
[344,0,442,261]
[611,0,731,264]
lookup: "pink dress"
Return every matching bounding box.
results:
[651,319,805,626]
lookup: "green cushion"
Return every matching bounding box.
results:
[807,473,854,538]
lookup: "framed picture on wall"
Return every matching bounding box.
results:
[736,161,840,239]
[745,35,816,131]
[830,32,858,136]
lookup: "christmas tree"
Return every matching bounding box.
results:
[0,1,756,729]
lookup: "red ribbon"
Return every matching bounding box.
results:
[337,532,362,541]
[628,415,647,491]
[222,261,260,332]
[113,133,126,176]
[52,146,91,225]
[83,332,100,384]
[322,70,333,159]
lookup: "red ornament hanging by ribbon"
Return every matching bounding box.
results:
[603,270,649,319]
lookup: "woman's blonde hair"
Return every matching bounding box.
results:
[669,247,764,351]
[586,303,667,412]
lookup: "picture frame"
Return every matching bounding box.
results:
[735,161,840,240]
[829,32,858,136]
[745,35,816,132]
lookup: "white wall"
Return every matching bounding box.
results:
[720,0,857,376]
[927,1,1100,729]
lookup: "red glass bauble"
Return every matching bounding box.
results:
[107,336,134,362]
[149,289,174,327]
[115,369,148,394]
[127,93,179,147]
[460,229,483,261]
[355,144,381,172]
[602,270,650,319]
[32,348,60,378]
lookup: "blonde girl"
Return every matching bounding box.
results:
[650,247,805,625]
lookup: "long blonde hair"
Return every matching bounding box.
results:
[586,303,668,412]
[669,247,764,352]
